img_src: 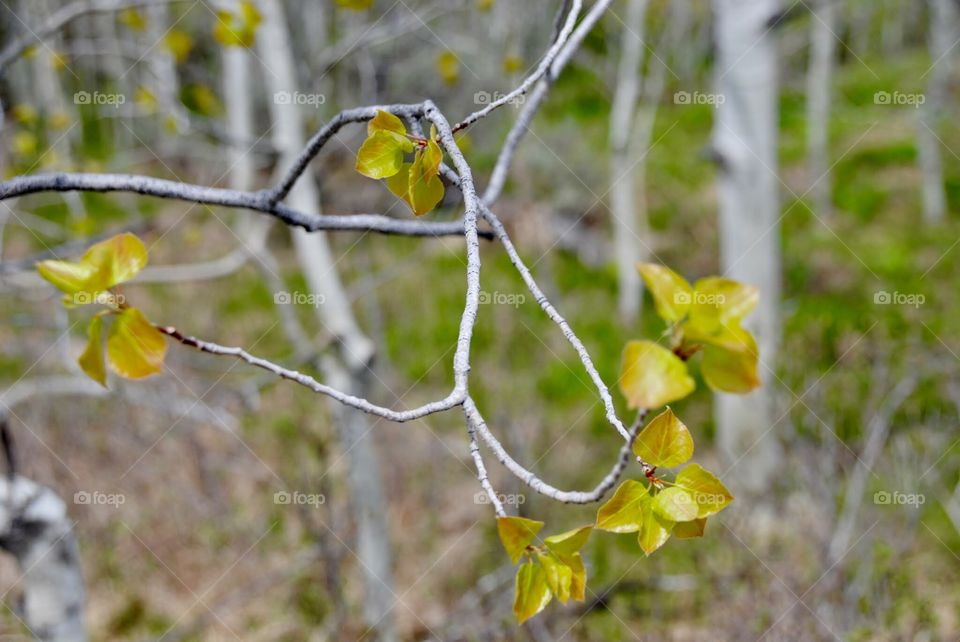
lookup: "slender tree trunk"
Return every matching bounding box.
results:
[805,0,837,218]
[711,0,784,494]
[608,0,650,324]
[256,2,395,640]
[0,475,87,642]
[918,0,956,225]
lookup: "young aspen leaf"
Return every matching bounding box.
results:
[513,561,552,624]
[497,516,544,564]
[212,1,262,48]
[633,407,694,468]
[674,464,733,518]
[688,277,758,333]
[544,525,593,556]
[563,552,588,601]
[595,480,649,533]
[653,487,698,522]
[637,263,693,323]
[356,111,415,181]
[356,131,408,179]
[701,335,760,394]
[436,50,460,85]
[37,232,147,302]
[638,498,674,555]
[79,314,108,386]
[106,307,167,379]
[386,140,445,216]
[619,340,695,409]
[673,517,707,539]
[536,552,573,603]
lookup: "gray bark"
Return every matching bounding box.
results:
[918,0,957,224]
[608,0,650,324]
[805,0,837,218]
[711,0,784,493]
[0,475,86,642]
[256,2,395,640]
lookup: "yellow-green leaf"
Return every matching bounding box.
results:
[619,340,695,410]
[637,499,673,555]
[674,464,733,517]
[544,525,592,556]
[406,146,444,216]
[633,407,694,468]
[673,517,707,539]
[437,50,460,85]
[367,110,409,142]
[386,163,412,200]
[637,263,692,323]
[536,552,573,603]
[562,552,587,601]
[356,131,406,179]
[106,307,167,379]
[513,561,552,624]
[595,480,649,533]
[37,233,147,298]
[691,276,758,326]
[497,516,544,564]
[701,339,761,394]
[79,314,107,387]
[163,30,194,62]
[118,8,147,31]
[37,259,100,297]
[653,487,698,522]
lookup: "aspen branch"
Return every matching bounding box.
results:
[451,0,583,133]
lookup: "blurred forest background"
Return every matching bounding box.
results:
[0,0,959,640]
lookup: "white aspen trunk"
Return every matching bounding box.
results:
[146,2,183,138]
[918,0,956,225]
[805,0,837,218]
[255,2,394,640]
[0,475,87,642]
[608,0,649,325]
[711,0,784,494]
